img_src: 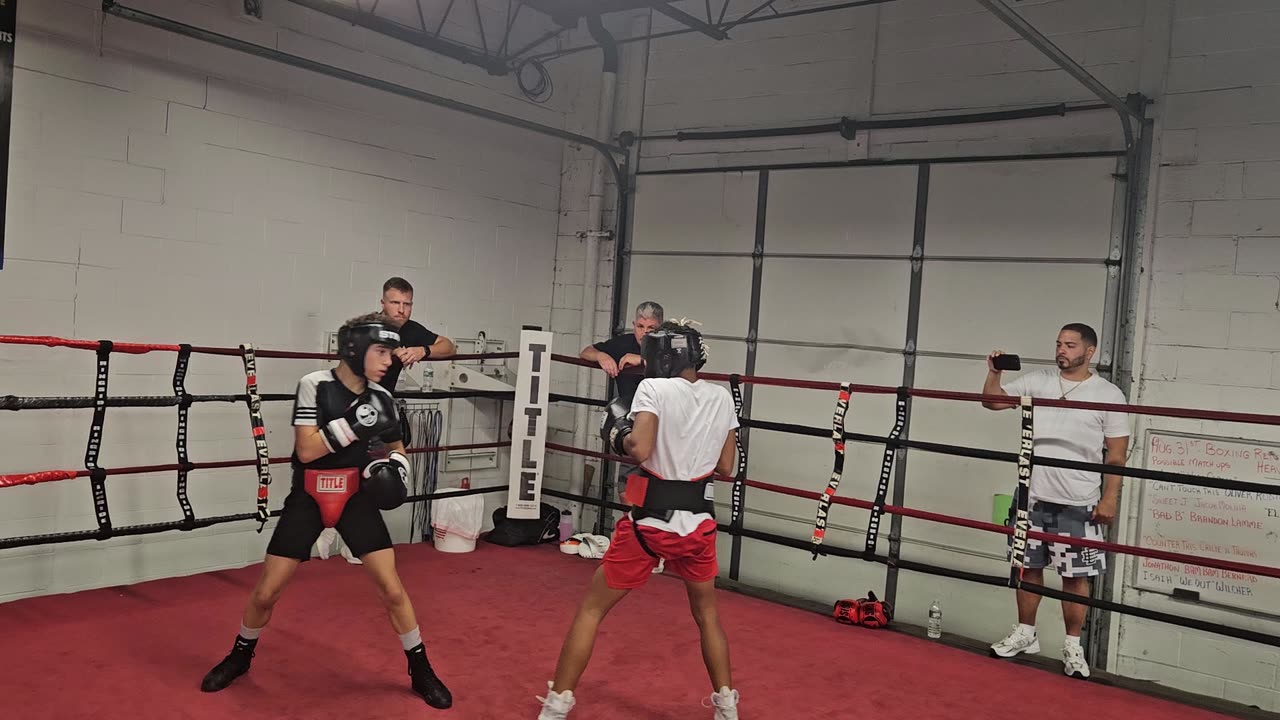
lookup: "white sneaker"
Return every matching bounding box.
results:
[652,558,666,574]
[537,681,575,720]
[703,687,739,720]
[1063,643,1090,679]
[989,625,1039,658]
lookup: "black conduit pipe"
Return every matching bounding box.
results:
[641,102,1111,143]
[586,14,618,74]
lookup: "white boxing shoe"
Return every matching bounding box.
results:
[989,624,1039,658]
[1063,642,1091,679]
[704,687,739,720]
[537,681,575,720]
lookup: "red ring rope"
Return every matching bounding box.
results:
[0,442,507,488]
[0,334,513,362]
[695,372,1280,427]
[559,352,1280,424]
[544,442,1280,581]
[6,333,1277,426]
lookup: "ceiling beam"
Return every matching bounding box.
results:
[645,1,729,39]
[285,0,511,75]
[974,0,1139,146]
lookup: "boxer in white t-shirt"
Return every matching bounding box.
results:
[536,321,742,720]
[982,323,1131,680]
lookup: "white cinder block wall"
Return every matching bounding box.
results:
[1117,2,1280,711]
[545,12,650,528]
[548,0,1280,709]
[0,0,592,601]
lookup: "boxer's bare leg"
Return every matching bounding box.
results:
[242,554,302,629]
[359,548,419,634]
[360,547,453,710]
[549,567,632,694]
[201,554,301,693]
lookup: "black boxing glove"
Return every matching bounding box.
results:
[362,451,410,510]
[321,390,399,453]
[599,397,634,456]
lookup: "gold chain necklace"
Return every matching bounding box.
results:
[1058,373,1089,400]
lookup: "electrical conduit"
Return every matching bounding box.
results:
[569,15,620,528]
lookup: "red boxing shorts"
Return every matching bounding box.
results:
[602,515,719,589]
[303,468,359,528]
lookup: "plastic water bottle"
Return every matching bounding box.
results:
[927,600,943,639]
[559,509,574,542]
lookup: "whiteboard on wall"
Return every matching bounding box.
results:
[1134,430,1280,616]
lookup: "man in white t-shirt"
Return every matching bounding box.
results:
[981,323,1130,680]
[536,321,742,720]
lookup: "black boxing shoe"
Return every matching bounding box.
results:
[405,643,452,709]
[200,636,256,692]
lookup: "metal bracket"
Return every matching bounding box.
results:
[437,363,515,393]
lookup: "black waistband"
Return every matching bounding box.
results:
[630,468,715,518]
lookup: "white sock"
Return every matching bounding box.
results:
[714,687,738,706]
[1064,634,1081,648]
[399,626,422,652]
[1018,623,1037,636]
[239,623,262,640]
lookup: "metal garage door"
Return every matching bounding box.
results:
[619,152,1127,644]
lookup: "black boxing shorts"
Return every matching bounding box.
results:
[265,468,393,561]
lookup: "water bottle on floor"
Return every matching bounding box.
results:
[559,509,574,542]
[928,600,943,639]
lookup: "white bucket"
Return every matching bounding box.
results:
[433,526,477,553]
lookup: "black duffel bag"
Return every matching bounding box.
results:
[483,503,562,547]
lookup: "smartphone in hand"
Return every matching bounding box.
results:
[992,354,1021,372]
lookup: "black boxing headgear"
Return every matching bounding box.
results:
[337,319,401,377]
[641,323,707,379]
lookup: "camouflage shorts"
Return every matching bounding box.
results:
[1008,500,1106,578]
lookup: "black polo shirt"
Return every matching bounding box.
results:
[377,319,439,394]
[593,333,643,403]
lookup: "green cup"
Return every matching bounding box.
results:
[992,493,1014,526]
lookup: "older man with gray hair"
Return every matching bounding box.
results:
[580,300,663,404]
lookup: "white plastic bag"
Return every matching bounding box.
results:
[431,487,485,553]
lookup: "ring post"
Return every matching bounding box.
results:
[507,328,553,519]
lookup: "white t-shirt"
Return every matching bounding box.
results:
[1002,368,1131,506]
[628,377,740,536]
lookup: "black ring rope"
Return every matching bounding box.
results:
[729,374,748,526]
[239,345,272,532]
[173,345,196,527]
[0,484,513,550]
[811,383,851,559]
[740,417,1279,498]
[1,393,294,410]
[0,390,607,411]
[864,388,908,556]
